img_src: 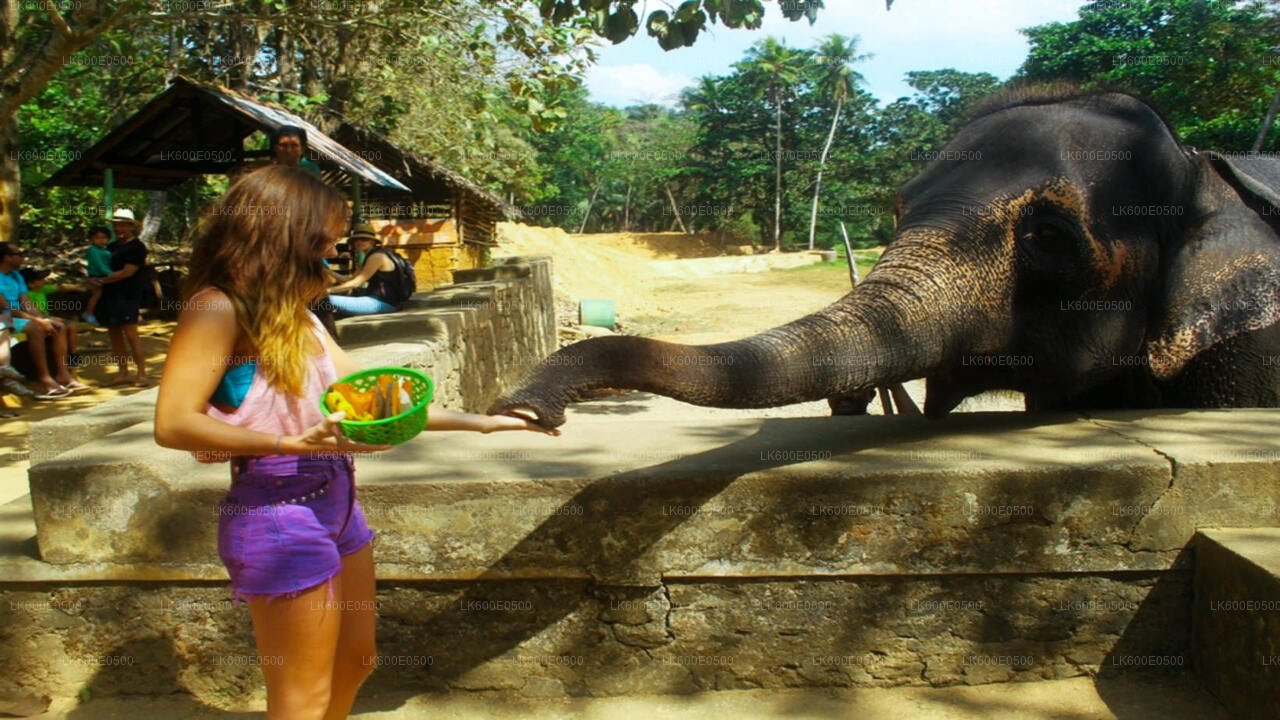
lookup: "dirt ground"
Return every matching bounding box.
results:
[495,223,880,344]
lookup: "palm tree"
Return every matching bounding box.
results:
[808,34,869,250]
[742,37,807,252]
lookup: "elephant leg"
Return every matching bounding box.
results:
[888,383,920,415]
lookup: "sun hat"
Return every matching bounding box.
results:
[109,208,138,225]
[348,223,379,243]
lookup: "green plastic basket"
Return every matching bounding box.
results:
[319,367,433,445]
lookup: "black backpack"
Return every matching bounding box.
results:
[372,247,416,305]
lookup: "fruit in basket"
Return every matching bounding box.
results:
[324,373,419,421]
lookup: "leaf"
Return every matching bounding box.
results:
[552,1,576,24]
[606,7,640,44]
[646,9,671,39]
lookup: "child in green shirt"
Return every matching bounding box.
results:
[84,226,112,325]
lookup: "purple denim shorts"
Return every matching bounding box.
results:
[217,453,376,607]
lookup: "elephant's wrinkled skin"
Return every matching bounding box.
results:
[491,89,1280,428]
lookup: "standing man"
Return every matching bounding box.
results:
[91,208,150,386]
[0,242,85,398]
[270,125,323,177]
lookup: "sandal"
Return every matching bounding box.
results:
[34,386,71,400]
[60,379,91,392]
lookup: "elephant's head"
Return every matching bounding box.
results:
[491,90,1280,428]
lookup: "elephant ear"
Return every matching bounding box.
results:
[1146,151,1280,379]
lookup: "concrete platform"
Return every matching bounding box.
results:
[42,675,1230,719]
[5,410,1280,704]
[22,410,1280,578]
[1192,528,1280,720]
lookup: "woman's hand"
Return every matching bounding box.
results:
[482,414,561,436]
[281,412,393,455]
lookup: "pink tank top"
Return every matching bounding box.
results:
[189,287,339,461]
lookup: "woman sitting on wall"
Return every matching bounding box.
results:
[326,223,414,317]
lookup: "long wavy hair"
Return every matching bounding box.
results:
[183,165,347,397]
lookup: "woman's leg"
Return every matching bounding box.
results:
[106,327,131,384]
[54,325,82,386]
[23,322,60,391]
[123,323,148,381]
[248,579,344,720]
[322,541,378,720]
[326,294,396,317]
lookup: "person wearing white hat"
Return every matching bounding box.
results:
[91,207,150,386]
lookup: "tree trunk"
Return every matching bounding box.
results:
[578,185,599,234]
[808,95,842,251]
[718,199,734,250]
[139,191,166,243]
[665,183,689,234]
[1253,88,1280,152]
[0,116,17,246]
[622,182,631,232]
[773,85,782,252]
[0,0,16,244]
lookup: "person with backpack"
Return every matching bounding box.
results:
[326,223,415,317]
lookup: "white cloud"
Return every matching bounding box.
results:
[587,0,1086,106]
[585,64,694,108]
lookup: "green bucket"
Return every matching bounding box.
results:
[319,366,433,445]
[579,298,616,329]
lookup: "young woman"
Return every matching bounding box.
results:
[155,165,557,720]
[326,224,400,317]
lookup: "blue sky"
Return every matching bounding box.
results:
[585,0,1089,108]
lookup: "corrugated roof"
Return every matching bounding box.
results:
[333,122,522,220]
[45,76,409,192]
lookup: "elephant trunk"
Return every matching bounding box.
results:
[489,240,971,428]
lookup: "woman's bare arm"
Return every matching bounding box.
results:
[156,290,390,457]
[154,290,277,458]
[319,326,558,436]
[328,253,390,293]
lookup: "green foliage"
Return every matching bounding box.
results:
[538,0,824,50]
[524,35,1001,250]
[13,0,1278,258]
[1019,0,1280,150]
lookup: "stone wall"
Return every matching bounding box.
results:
[5,409,1279,705]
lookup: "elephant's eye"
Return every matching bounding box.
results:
[1022,222,1067,246]
[1016,212,1078,253]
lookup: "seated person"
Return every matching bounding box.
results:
[21,267,83,368]
[0,243,87,398]
[0,296,33,401]
[326,224,413,317]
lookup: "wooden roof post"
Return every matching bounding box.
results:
[104,168,115,241]
[352,175,363,225]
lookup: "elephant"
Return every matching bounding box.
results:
[490,89,1280,428]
